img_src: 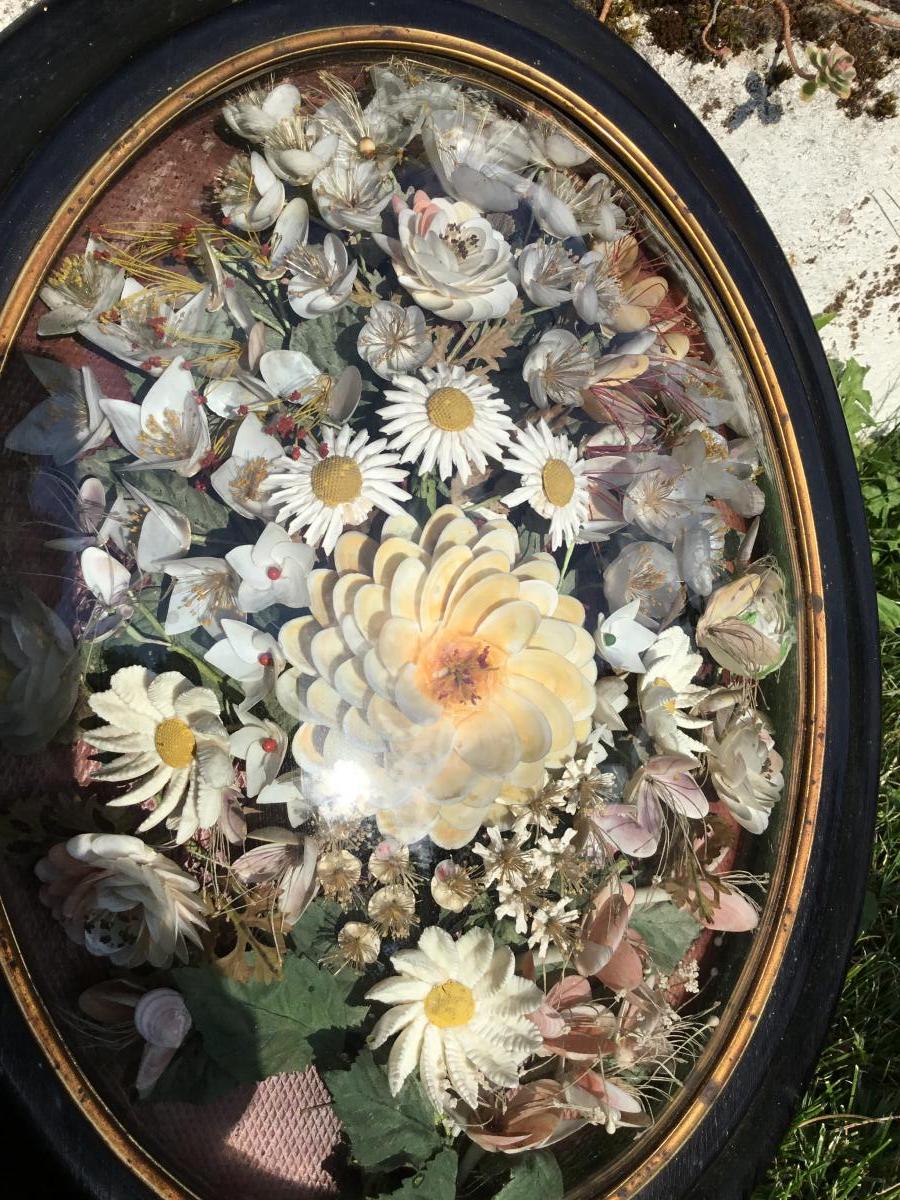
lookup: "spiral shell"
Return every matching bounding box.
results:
[133,987,192,1049]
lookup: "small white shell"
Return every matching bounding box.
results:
[133,987,192,1049]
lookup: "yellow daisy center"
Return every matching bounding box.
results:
[154,718,196,769]
[357,135,377,158]
[542,458,576,507]
[424,980,476,1029]
[310,455,363,507]
[426,386,475,433]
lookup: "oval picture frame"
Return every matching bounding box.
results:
[0,3,879,1199]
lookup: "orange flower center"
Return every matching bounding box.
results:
[417,635,504,711]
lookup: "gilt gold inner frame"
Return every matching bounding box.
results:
[0,25,826,1200]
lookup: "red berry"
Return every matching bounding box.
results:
[260,737,278,753]
[266,565,282,580]
[290,446,302,460]
[318,442,329,458]
[257,651,274,667]
[237,404,249,416]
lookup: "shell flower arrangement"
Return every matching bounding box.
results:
[0,61,794,1200]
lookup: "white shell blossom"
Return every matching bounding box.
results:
[638,628,710,757]
[43,476,109,554]
[36,833,207,968]
[594,675,629,743]
[696,567,792,679]
[595,600,658,674]
[225,522,314,613]
[517,240,578,308]
[265,425,408,554]
[533,170,625,241]
[312,160,397,233]
[521,120,591,169]
[602,541,685,630]
[316,69,415,170]
[99,356,210,477]
[503,421,592,551]
[672,423,764,519]
[78,281,226,376]
[0,586,79,753]
[83,666,234,843]
[286,233,358,318]
[38,238,125,337]
[232,828,319,926]
[163,556,241,636]
[254,197,312,281]
[622,457,705,543]
[263,114,339,186]
[357,301,433,379]
[706,707,784,834]
[223,82,301,143]
[522,328,596,410]
[366,926,543,1109]
[229,714,288,796]
[257,348,324,405]
[378,362,513,484]
[204,618,285,713]
[217,152,285,232]
[5,357,111,465]
[103,481,192,574]
[421,106,530,212]
[430,860,477,913]
[377,192,517,322]
[80,547,132,637]
[210,414,283,520]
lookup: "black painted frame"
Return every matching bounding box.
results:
[0,2,880,1198]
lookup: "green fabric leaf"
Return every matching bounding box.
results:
[494,1151,563,1200]
[813,312,837,331]
[148,1033,242,1105]
[325,1050,443,1171]
[289,898,344,960]
[172,956,367,1083]
[374,1149,458,1200]
[126,468,231,537]
[630,902,702,973]
[289,303,364,379]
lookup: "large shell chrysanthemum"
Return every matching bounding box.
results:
[278,504,597,848]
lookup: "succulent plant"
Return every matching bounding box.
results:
[801,44,856,102]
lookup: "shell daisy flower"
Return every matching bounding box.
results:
[503,421,592,551]
[366,926,543,1109]
[378,362,513,484]
[264,425,409,554]
[83,666,233,844]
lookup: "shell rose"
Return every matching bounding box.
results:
[376,191,517,322]
[278,504,597,849]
